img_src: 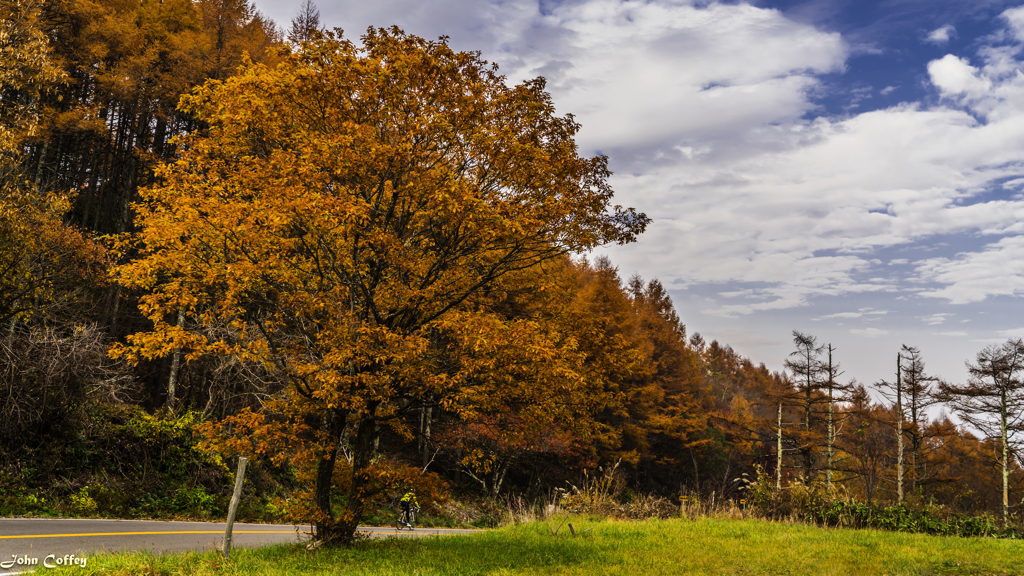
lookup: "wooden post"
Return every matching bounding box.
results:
[222,457,248,559]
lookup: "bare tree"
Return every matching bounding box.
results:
[899,346,942,492]
[939,338,1024,527]
[179,319,289,418]
[875,345,941,501]
[0,323,130,460]
[820,344,853,489]
[782,330,826,481]
[288,0,321,44]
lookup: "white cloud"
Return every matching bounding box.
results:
[1002,6,1024,43]
[939,331,968,337]
[926,33,1024,124]
[928,55,992,99]
[926,24,957,45]
[603,10,1024,311]
[604,95,1024,308]
[498,0,846,158]
[997,328,1024,339]
[261,0,1024,358]
[851,328,888,337]
[921,313,953,325]
[818,308,888,319]
[1001,177,1024,190]
[916,236,1024,303]
[821,312,865,319]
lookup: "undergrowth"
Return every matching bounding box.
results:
[746,466,1022,539]
[0,403,292,522]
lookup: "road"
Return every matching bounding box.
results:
[0,518,481,572]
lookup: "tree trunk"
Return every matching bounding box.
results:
[33,141,48,191]
[1001,384,1009,528]
[776,402,782,490]
[804,366,813,479]
[166,309,185,411]
[491,458,510,498]
[827,388,834,489]
[826,348,835,490]
[689,447,700,492]
[312,408,350,543]
[896,353,904,503]
[334,411,379,544]
[418,405,424,455]
[909,382,919,494]
[422,397,433,469]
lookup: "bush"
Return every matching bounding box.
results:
[557,461,678,520]
[747,466,1016,539]
[69,488,98,515]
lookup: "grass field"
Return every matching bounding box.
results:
[53,516,1024,576]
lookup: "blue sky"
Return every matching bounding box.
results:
[252,0,1024,391]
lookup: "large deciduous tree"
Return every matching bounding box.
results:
[113,28,648,543]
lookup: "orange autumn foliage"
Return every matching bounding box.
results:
[113,28,647,542]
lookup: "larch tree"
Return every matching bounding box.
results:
[820,344,851,490]
[841,385,892,502]
[782,330,825,481]
[0,0,105,327]
[287,0,320,45]
[897,345,942,493]
[19,0,282,237]
[0,0,112,449]
[939,338,1024,527]
[112,29,648,544]
[876,353,906,502]
[626,275,709,493]
[876,345,941,500]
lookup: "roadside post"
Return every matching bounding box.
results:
[222,457,248,559]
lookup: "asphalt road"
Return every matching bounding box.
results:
[0,518,481,573]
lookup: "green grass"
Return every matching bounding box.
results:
[53,516,1024,576]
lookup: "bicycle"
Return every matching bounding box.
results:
[396,505,420,530]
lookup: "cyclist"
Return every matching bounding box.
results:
[399,489,419,528]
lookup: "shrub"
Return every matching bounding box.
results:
[747,466,1017,539]
[69,488,98,515]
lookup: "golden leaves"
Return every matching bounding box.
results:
[113,28,649,530]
